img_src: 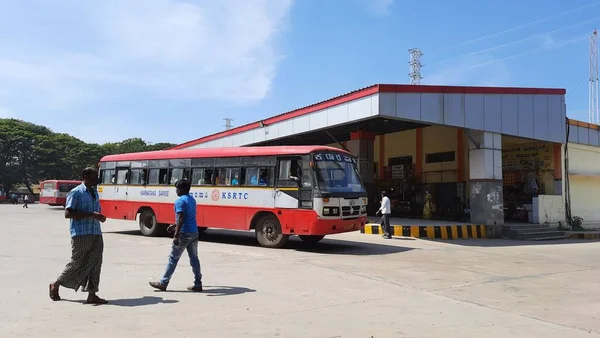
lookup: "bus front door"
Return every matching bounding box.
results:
[113,168,129,202]
[274,157,302,209]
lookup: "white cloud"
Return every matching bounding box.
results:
[0,0,294,111]
[366,0,394,15]
[425,55,512,87]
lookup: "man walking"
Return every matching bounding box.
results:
[49,167,108,304]
[150,179,203,292]
[376,190,392,239]
[22,194,29,208]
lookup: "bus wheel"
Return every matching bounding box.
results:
[139,209,165,237]
[299,235,325,245]
[255,215,289,248]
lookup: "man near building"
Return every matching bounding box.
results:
[376,190,392,239]
[49,167,108,304]
[149,179,203,292]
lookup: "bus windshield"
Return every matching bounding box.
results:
[313,151,365,194]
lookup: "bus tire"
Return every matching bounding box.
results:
[299,235,325,245]
[255,214,289,248]
[139,209,166,237]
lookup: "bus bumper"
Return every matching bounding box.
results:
[301,216,368,236]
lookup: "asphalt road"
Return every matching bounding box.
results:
[1,204,599,338]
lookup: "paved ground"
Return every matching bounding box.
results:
[1,204,599,338]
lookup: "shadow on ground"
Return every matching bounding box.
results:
[421,238,600,247]
[157,285,257,297]
[105,229,415,256]
[63,296,178,307]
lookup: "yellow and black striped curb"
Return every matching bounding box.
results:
[569,232,600,240]
[362,224,487,240]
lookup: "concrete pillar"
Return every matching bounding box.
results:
[346,130,377,212]
[553,143,563,195]
[468,131,504,236]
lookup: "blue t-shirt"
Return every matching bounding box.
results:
[174,194,198,233]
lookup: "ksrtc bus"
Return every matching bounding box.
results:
[39,180,82,206]
[98,146,368,248]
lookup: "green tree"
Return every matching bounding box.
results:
[0,118,175,193]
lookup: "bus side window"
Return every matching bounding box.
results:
[259,167,274,186]
[116,169,128,184]
[130,169,147,185]
[191,168,204,185]
[244,168,259,186]
[214,169,221,185]
[102,170,115,184]
[169,168,191,184]
[148,169,160,185]
[230,168,240,186]
[278,160,300,187]
[158,168,168,185]
[203,169,214,185]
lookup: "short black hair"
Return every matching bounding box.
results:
[82,167,98,179]
[175,179,191,194]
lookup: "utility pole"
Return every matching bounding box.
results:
[224,118,234,131]
[589,29,599,124]
[409,48,424,85]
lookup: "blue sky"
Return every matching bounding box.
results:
[0,0,597,144]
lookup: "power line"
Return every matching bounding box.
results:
[461,34,588,70]
[434,0,600,53]
[567,74,588,99]
[431,17,600,66]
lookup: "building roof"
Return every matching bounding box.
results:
[100,145,350,162]
[171,84,568,150]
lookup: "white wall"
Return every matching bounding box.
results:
[533,195,565,225]
[567,143,600,229]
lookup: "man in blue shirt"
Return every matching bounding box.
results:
[150,179,203,292]
[49,167,108,304]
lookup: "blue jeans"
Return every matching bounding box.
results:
[159,231,202,287]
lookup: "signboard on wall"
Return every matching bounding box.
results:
[502,142,552,171]
[391,165,405,179]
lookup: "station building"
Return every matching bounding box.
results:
[172,84,600,233]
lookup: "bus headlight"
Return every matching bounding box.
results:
[323,207,340,216]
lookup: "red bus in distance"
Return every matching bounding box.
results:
[39,180,82,207]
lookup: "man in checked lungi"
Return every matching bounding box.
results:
[49,167,108,305]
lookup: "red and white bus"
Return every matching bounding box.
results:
[39,180,82,207]
[98,146,368,248]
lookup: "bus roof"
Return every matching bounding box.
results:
[40,180,82,184]
[100,145,351,162]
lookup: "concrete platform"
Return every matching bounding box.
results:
[1,204,600,337]
[364,217,485,239]
[569,231,600,240]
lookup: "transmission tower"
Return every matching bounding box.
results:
[408,48,424,85]
[590,29,599,124]
[224,118,234,130]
